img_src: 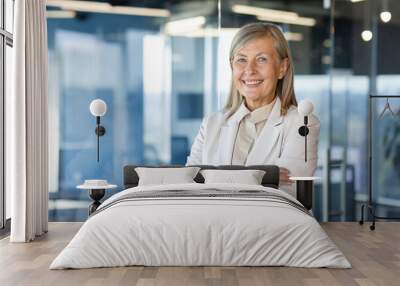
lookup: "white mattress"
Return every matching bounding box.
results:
[50,183,351,269]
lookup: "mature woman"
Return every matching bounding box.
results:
[186,23,320,197]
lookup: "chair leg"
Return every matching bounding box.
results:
[370,206,376,231]
[359,204,365,225]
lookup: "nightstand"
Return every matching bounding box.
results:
[289,177,320,210]
[77,180,117,215]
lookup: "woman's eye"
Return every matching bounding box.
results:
[257,57,267,63]
[235,58,246,63]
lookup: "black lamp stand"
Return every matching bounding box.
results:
[298,116,310,162]
[95,116,106,162]
[359,94,400,230]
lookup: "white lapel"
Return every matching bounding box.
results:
[218,123,238,164]
[246,97,284,165]
[217,106,248,164]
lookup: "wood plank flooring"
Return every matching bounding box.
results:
[0,222,399,286]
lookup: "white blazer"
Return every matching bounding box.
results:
[186,97,320,196]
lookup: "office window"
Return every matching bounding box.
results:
[47,0,400,222]
[47,1,220,221]
[178,93,203,119]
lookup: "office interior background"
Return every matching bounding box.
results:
[2,0,400,223]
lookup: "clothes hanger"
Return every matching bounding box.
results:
[379,97,395,118]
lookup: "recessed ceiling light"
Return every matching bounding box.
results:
[361,30,373,42]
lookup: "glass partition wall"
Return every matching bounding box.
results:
[47,0,400,222]
[47,0,220,220]
[332,0,400,220]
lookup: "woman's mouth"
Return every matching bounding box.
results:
[242,80,264,87]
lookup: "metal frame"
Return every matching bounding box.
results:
[359,95,400,230]
[0,0,14,230]
[321,0,336,222]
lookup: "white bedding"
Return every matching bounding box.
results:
[50,183,351,269]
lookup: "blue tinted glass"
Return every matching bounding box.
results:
[47,0,400,223]
[47,8,216,221]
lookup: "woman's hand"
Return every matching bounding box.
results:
[279,167,294,185]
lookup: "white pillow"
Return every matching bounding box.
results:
[200,169,266,185]
[135,167,200,186]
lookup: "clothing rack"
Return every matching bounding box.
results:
[359,94,400,230]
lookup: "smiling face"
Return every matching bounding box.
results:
[231,36,288,110]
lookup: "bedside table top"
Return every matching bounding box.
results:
[289,176,321,181]
[77,179,117,190]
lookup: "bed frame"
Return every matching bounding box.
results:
[123,165,280,190]
[123,164,312,210]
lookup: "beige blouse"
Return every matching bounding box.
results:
[231,99,276,165]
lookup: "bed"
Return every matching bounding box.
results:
[50,165,350,269]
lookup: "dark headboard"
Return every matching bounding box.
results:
[123,165,280,189]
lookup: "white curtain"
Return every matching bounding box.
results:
[7,0,48,242]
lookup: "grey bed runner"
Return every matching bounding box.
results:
[92,189,311,217]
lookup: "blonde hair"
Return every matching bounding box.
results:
[225,22,297,116]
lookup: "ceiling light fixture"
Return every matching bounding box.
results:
[380,11,392,23]
[361,0,372,42]
[46,10,76,19]
[232,4,316,27]
[380,0,391,23]
[165,16,206,35]
[361,30,373,42]
[166,27,303,42]
[232,5,299,19]
[256,15,316,27]
[46,0,170,17]
[283,32,304,42]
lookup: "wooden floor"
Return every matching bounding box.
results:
[0,222,399,286]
